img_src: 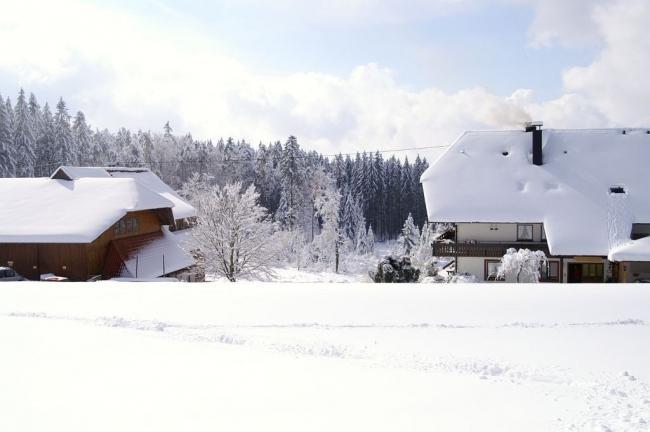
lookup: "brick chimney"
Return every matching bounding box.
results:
[525,121,543,166]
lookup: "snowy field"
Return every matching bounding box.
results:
[1,283,650,432]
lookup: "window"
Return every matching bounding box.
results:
[484,260,504,281]
[517,224,533,241]
[542,261,559,282]
[541,225,546,241]
[113,216,140,236]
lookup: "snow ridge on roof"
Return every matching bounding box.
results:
[0,177,174,243]
[420,128,650,258]
[52,166,197,220]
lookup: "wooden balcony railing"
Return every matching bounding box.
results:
[432,242,551,258]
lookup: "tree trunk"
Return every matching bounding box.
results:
[335,243,340,274]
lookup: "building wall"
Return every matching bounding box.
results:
[0,209,170,281]
[625,262,650,282]
[456,257,486,279]
[457,223,544,242]
[0,244,38,280]
[457,256,562,282]
[0,243,88,280]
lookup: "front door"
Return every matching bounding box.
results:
[568,263,604,283]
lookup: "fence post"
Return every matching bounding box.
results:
[135,255,139,278]
[162,254,165,276]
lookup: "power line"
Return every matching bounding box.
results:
[30,144,450,171]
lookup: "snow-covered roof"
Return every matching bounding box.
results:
[0,177,174,243]
[420,128,650,258]
[51,166,197,220]
[51,166,111,179]
[608,237,650,262]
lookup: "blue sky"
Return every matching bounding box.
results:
[0,0,647,155]
[115,0,596,97]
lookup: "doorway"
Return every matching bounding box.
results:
[568,262,604,283]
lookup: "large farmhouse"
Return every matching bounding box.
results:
[421,124,650,283]
[0,167,197,281]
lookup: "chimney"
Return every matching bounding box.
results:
[525,121,543,166]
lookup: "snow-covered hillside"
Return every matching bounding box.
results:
[1,283,649,431]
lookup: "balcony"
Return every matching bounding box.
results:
[432,241,551,258]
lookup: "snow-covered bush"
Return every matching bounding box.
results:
[447,272,481,283]
[497,248,547,283]
[184,178,280,282]
[420,271,480,284]
[372,256,420,283]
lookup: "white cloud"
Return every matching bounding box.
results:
[562,0,650,126]
[0,0,647,162]
[521,0,608,48]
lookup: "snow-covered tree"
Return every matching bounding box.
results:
[341,189,364,242]
[13,89,36,177]
[411,223,434,268]
[356,226,369,255]
[184,177,280,282]
[366,225,375,253]
[72,111,92,165]
[276,136,303,231]
[311,182,344,272]
[137,130,154,166]
[398,213,420,255]
[497,248,547,283]
[53,98,73,165]
[34,103,56,175]
[0,93,15,177]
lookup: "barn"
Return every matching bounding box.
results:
[0,172,197,281]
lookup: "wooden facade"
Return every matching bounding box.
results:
[432,241,551,258]
[0,208,175,281]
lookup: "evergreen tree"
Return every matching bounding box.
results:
[72,111,92,165]
[366,225,375,253]
[277,136,303,230]
[13,89,36,177]
[341,189,365,244]
[35,103,56,175]
[0,94,15,177]
[53,98,73,165]
[398,213,420,255]
[400,157,415,224]
[163,121,173,138]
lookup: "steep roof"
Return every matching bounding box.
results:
[51,166,196,220]
[0,177,173,243]
[420,128,650,258]
[103,226,193,279]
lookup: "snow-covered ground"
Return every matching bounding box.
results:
[1,283,649,431]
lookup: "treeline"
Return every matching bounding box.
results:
[0,89,428,240]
